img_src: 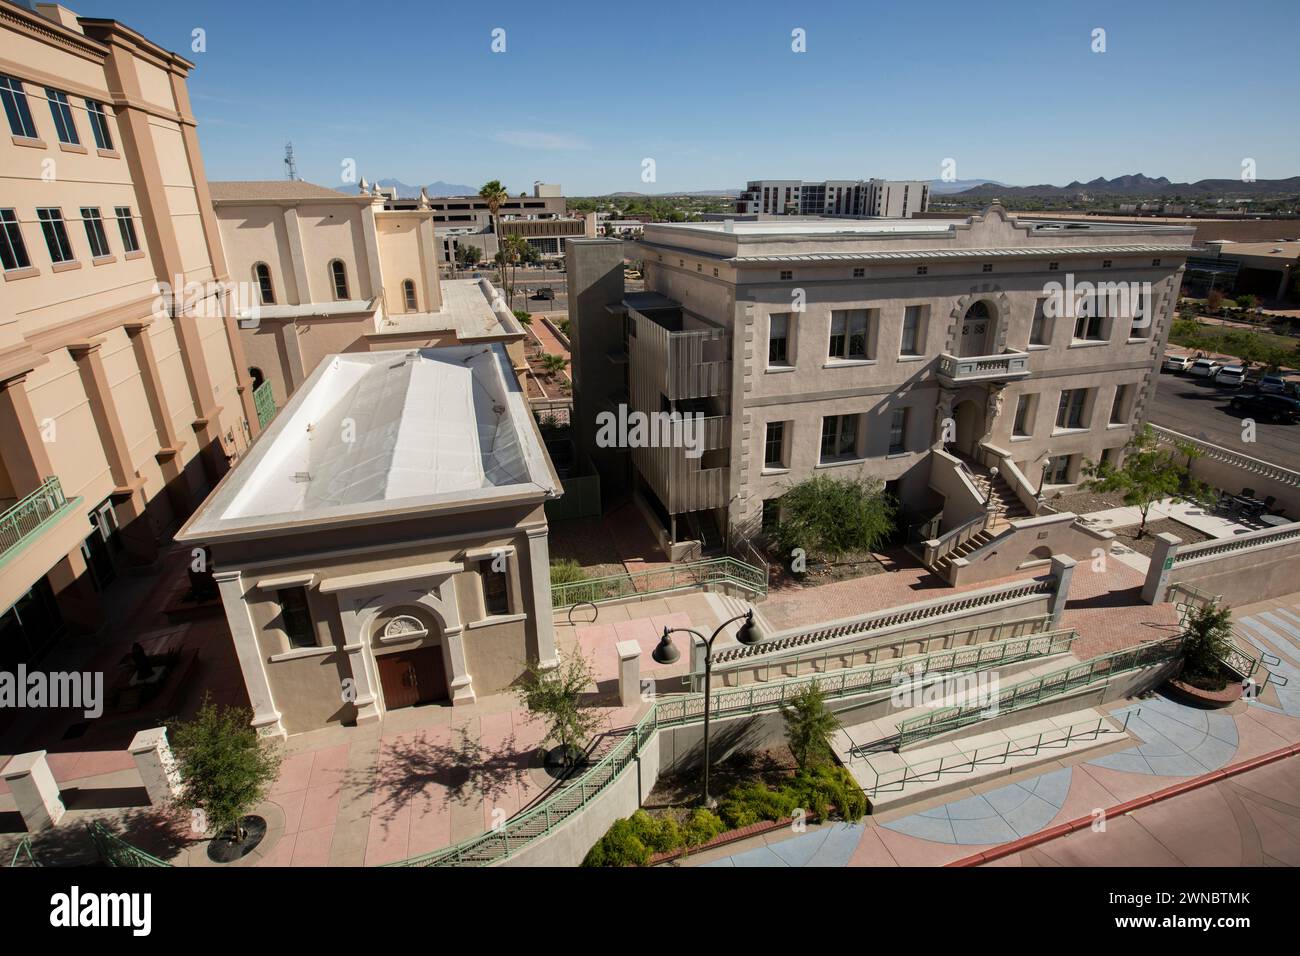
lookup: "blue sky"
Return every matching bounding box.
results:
[72,0,1300,194]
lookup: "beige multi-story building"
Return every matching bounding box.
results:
[0,1,260,664]
[209,180,528,410]
[737,179,930,218]
[568,205,1195,581]
[176,344,561,738]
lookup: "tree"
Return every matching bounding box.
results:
[169,697,281,846]
[494,234,532,306]
[780,684,840,770]
[540,352,568,380]
[1180,600,1234,691]
[770,474,897,564]
[478,179,507,236]
[1081,425,1205,538]
[1206,288,1225,313]
[515,651,603,769]
[455,244,482,269]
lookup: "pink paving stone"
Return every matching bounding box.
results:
[43,751,84,782]
[298,783,342,832]
[259,832,297,867]
[290,824,335,867]
[872,823,992,867]
[405,785,452,857]
[271,788,308,836]
[306,742,350,792]
[848,827,903,867]
[272,752,315,795]
[71,749,136,777]
[365,792,412,866]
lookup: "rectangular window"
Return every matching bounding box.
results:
[278,587,315,648]
[1013,395,1032,437]
[780,270,793,281]
[80,207,110,258]
[852,267,865,278]
[1131,290,1150,337]
[829,309,869,360]
[1110,385,1129,424]
[901,306,923,356]
[1044,455,1073,485]
[0,209,31,271]
[819,414,859,463]
[114,206,140,253]
[764,420,787,468]
[768,313,791,366]
[86,100,113,150]
[36,208,74,263]
[0,74,38,138]
[916,265,928,275]
[45,88,79,145]
[1073,307,1104,341]
[480,560,510,616]
[1030,299,1049,345]
[888,408,907,454]
[1056,389,1088,430]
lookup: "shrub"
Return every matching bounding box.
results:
[1181,600,1235,691]
[550,558,587,586]
[770,474,897,565]
[780,684,841,770]
[682,808,726,848]
[718,782,799,829]
[718,764,866,828]
[582,810,681,867]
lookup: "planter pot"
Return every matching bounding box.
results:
[1163,677,1243,709]
[542,745,589,780]
[206,815,268,863]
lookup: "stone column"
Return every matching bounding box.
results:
[525,526,560,669]
[128,728,181,806]
[0,373,55,494]
[125,320,192,521]
[616,640,641,706]
[1048,554,1077,628]
[334,599,383,726]
[1,752,65,832]
[1142,532,1183,605]
[213,570,286,738]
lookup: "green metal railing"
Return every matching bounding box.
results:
[252,380,276,429]
[857,710,1137,798]
[8,837,38,867]
[1168,582,1260,678]
[0,476,74,563]
[87,821,172,867]
[895,636,1184,748]
[390,629,1076,867]
[550,556,766,609]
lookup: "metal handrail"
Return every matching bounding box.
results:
[858,710,1137,797]
[8,837,38,867]
[550,556,766,609]
[0,476,69,560]
[87,821,172,867]
[895,637,1183,747]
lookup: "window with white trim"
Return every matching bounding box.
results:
[36,208,74,263]
[0,209,31,271]
[80,207,110,258]
[86,100,113,150]
[0,75,37,138]
[820,414,859,463]
[45,87,79,145]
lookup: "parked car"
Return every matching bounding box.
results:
[1214,365,1246,388]
[1162,354,1192,373]
[532,287,556,300]
[1259,373,1288,394]
[1188,358,1223,378]
[1228,392,1300,423]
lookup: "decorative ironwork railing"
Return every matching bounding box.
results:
[1168,583,1259,678]
[895,636,1183,748]
[253,380,276,429]
[550,556,766,609]
[87,822,172,867]
[711,577,1055,664]
[0,476,72,562]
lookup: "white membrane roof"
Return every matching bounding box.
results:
[185,344,555,538]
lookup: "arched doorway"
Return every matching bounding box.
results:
[248,366,265,390]
[372,612,449,710]
[958,301,994,357]
[952,399,983,459]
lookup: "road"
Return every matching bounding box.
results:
[1147,372,1300,471]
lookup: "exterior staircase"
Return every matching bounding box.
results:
[931,458,1031,577]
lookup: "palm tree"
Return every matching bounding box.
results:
[540,353,568,380]
[779,684,840,770]
[478,179,508,236]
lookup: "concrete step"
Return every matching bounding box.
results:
[840,706,1130,812]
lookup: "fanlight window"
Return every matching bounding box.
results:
[382,614,428,640]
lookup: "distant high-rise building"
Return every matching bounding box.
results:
[736,178,930,218]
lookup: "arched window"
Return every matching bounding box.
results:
[248,366,265,390]
[254,262,275,305]
[330,260,349,300]
[402,279,417,312]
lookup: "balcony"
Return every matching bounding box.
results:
[0,476,91,612]
[937,350,1031,386]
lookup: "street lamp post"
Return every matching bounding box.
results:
[1035,449,1052,498]
[651,609,760,808]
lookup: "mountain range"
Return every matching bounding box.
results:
[335,178,477,198]
[949,173,1300,200]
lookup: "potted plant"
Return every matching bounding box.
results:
[1166,601,1245,708]
[515,651,603,776]
[169,697,282,862]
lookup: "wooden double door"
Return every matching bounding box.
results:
[376,646,449,710]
